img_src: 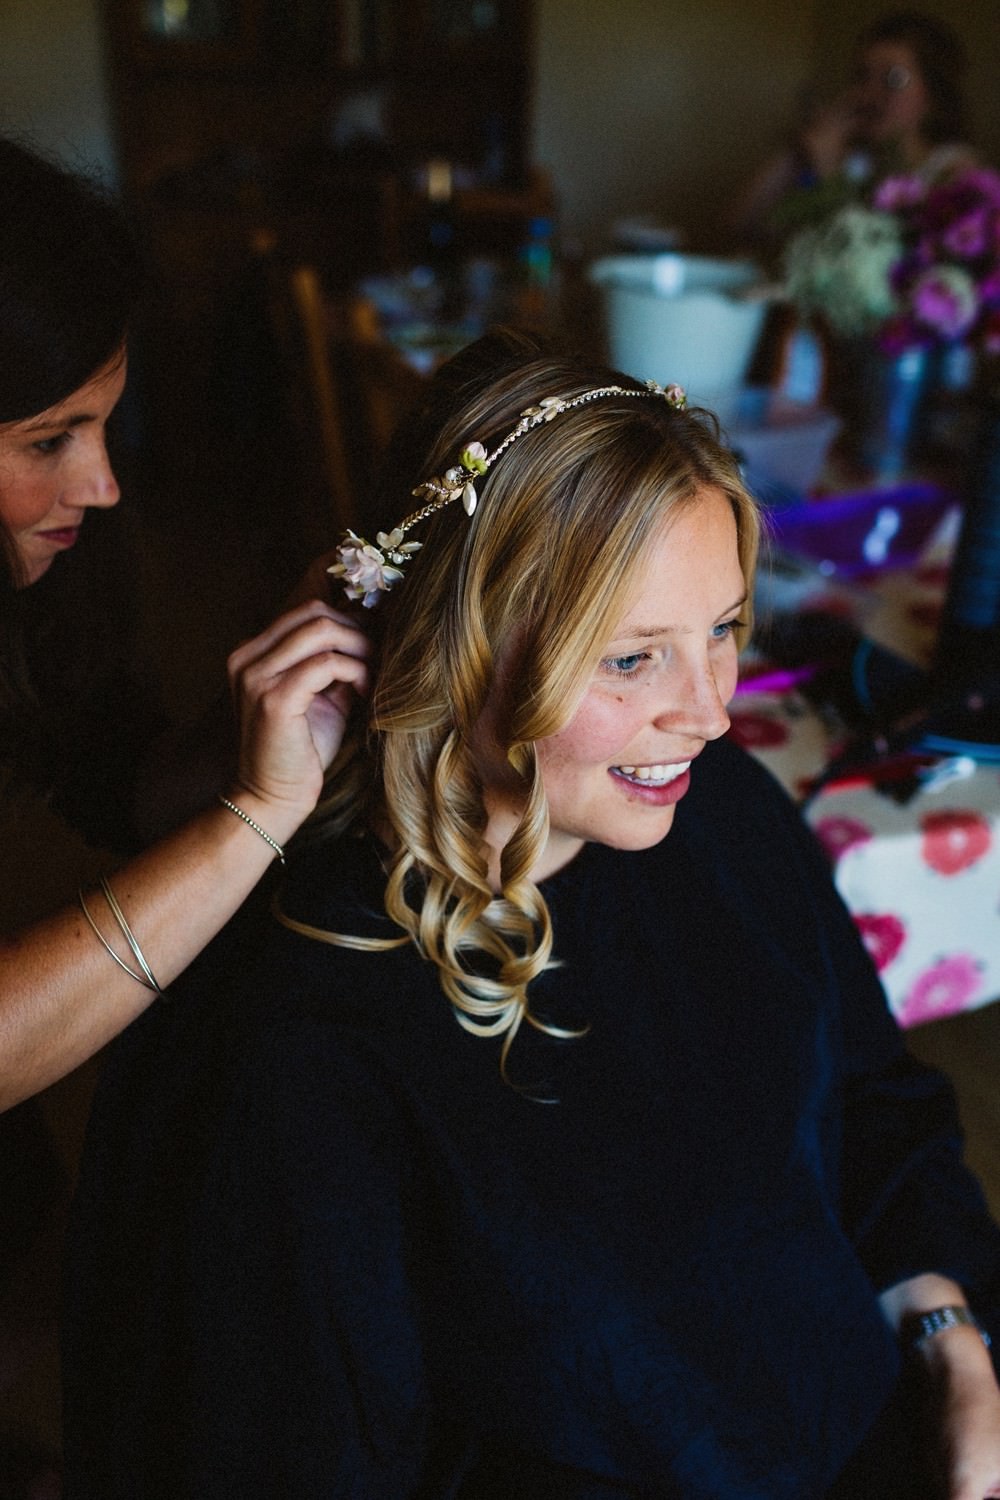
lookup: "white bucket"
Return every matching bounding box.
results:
[589,254,769,422]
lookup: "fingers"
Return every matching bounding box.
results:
[244,637,371,727]
[227,601,371,692]
[225,602,374,818]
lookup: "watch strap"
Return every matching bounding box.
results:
[909,1305,992,1352]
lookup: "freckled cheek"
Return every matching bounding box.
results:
[537,698,641,776]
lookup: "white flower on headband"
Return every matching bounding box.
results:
[416,440,488,516]
[329,381,687,607]
[328,528,422,609]
[644,379,688,407]
[521,396,565,420]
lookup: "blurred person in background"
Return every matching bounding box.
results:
[730,10,978,250]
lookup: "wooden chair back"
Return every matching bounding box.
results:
[251,233,357,549]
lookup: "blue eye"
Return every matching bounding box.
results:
[603,652,649,678]
[33,433,69,456]
[712,618,745,641]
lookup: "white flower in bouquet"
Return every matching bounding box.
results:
[783,205,903,337]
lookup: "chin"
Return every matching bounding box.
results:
[600,808,678,852]
[23,556,54,586]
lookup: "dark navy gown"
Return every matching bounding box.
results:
[62,737,1000,1498]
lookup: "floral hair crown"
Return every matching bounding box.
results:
[329,378,687,608]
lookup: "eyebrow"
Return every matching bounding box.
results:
[616,593,749,639]
[21,412,97,434]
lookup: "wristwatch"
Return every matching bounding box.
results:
[909,1305,992,1352]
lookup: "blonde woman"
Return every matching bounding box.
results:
[64,330,1000,1499]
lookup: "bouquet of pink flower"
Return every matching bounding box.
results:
[872,167,1000,356]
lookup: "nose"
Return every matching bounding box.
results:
[653,652,731,744]
[69,434,121,511]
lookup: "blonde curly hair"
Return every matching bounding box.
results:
[282,329,760,1070]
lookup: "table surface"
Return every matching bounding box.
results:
[737,509,1000,1028]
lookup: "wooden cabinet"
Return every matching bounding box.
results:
[99,0,541,502]
[389,0,534,190]
[103,0,533,193]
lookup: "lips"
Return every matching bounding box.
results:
[612,760,691,787]
[38,527,80,548]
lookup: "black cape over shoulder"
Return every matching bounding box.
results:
[62,737,1000,1499]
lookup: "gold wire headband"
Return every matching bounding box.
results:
[329,378,688,608]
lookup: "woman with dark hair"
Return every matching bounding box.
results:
[850,10,973,179]
[730,10,979,248]
[64,327,1000,1499]
[0,134,369,1491]
[0,135,369,1109]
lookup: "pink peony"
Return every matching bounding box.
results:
[873,174,927,213]
[954,167,1000,209]
[910,265,979,339]
[941,207,994,260]
[980,267,1000,302]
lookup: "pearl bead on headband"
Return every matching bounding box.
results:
[329,378,688,609]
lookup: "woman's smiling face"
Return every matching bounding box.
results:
[0,352,126,585]
[479,485,747,884]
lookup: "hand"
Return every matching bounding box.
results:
[800,93,859,177]
[226,600,371,833]
[919,1326,1000,1499]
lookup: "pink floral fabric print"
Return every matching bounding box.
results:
[920,809,992,876]
[899,954,985,1026]
[854,913,907,973]
[814,816,874,865]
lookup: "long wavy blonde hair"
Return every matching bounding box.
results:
[283,329,760,1068]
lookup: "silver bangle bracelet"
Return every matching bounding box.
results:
[78,882,166,999]
[217,795,286,864]
[99,876,166,997]
[909,1305,992,1352]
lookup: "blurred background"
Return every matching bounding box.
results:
[3,0,999,254]
[1,1,998,649]
[3,4,1000,1491]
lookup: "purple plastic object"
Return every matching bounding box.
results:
[767,483,959,578]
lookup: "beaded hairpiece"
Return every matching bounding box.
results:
[329,378,687,608]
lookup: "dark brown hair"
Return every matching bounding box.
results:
[0,137,145,802]
[0,136,141,423]
[858,10,968,144]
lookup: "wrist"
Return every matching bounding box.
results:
[902,1307,994,1383]
[910,1306,991,1351]
[220,784,310,855]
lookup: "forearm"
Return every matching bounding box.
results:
[0,598,372,1112]
[0,786,294,1111]
[881,1273,1000,1500]
[881,1272,975,1331]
